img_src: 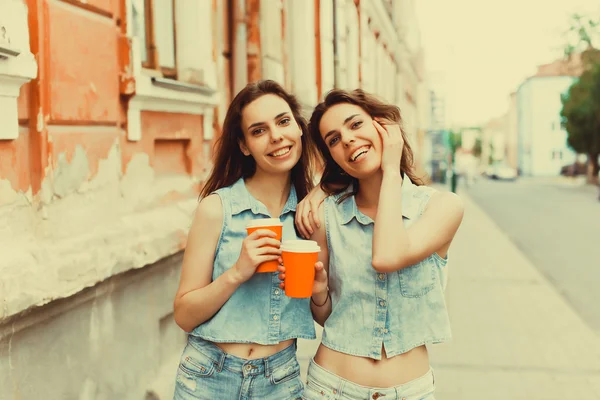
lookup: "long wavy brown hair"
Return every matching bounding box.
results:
[309,89,423,201]
[200,80,317,200]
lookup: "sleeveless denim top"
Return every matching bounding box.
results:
[190,178,316,344]
[321,179,451,359]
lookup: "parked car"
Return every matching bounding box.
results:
[560,161,587,177]
[486,162,518,181]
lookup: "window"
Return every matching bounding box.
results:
[131,0,177,78]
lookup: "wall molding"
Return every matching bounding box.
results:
[125,34,219,141]
[0,1,38,140]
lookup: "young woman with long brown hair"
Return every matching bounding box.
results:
[172,80,319,400]
[281,89,464,399]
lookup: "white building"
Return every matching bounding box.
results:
[517,74,578,176]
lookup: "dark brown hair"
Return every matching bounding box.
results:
[309,89,422,200]
[200,80,317,200]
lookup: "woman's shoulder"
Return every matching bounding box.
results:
[195,194,224,224]
[426,189,464,217]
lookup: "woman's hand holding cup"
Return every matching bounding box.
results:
[231,229,281,284]
[309,262,328,302]
[277,239,326,298]
[277,261,327,294]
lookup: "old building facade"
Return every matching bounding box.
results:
[0,0,426,398]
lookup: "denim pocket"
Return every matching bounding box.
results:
[178,344,216,378]
[398,257,436,298]
[304,378,334,400]
[270,357,301,385]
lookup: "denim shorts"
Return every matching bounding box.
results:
[173,336,304,400]
[303,359,435,400]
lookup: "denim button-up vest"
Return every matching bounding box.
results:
[190,178,316,344]
[321,179,451,359]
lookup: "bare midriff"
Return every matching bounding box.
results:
[213,339,295,360]
[313,344,430,387]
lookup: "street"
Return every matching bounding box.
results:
[297,179,600,398]
[464,177,600,333]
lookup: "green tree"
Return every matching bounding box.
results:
[448,130,462,157]
[560,14,600,184]
[563,14,599,57]
[560,49,600,184]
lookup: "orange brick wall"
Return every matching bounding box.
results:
[136,111,206,177]
[2,0,207,200]
[47,1,120,124]
[0,133,32,193]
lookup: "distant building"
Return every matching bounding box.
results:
[421,71,447,180]
[516,57,581,176]
[506,92,519,171]
[481,115,508,166]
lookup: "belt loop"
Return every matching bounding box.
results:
[264,356,270,378]
[335,379,344,399]
[217,351,226,373]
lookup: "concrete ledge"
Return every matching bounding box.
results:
[0,199,196,322]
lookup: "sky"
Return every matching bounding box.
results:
[415,0,600,127]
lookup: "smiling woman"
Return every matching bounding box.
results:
[172,80,319,400]
[311,89,422,201]
[286,88,464,400]
[238,95,304,174]
[199,81,317,201]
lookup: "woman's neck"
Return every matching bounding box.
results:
[245,169,292,217]
[355,169,384,209]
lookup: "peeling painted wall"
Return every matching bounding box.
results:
[0,141,199,320]
[0,1,211,322]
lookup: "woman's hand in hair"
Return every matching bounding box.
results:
[231,230,281,283]
[295,185,328,239]
[373,118,404,175]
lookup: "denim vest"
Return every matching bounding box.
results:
[321,179,451,359]
[190,178,316,344]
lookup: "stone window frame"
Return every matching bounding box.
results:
[0,0,37,141]
[124,0,219,142]
[132,0,178,79]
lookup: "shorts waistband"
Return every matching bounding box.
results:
[306,358,435,399]
[187,336,297,377]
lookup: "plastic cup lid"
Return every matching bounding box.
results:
[281,240,320,252]
[245,218,283,228]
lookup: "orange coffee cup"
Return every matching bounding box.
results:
[246,218,283,273]
[281,240,320,298]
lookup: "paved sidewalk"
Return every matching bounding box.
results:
[297,187,600,399]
